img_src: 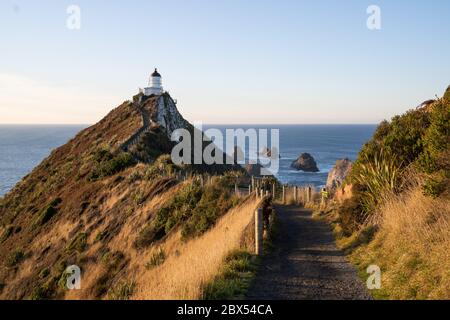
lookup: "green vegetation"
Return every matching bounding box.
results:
[353,150,402,213]
[0,226,14,243]
[343,93,449,229]
[88,149,135,181]
[182,181,240,239]
[202,251,258,300]
[94,230,109,243]
[107,281,136,300]
[135,174,242,249]
[5,249,24,267]
[33,198,62,227]
[92,250,128,298]
[144,154,179,179]
[66,233,88,253]
[145,248,166,269]
[201,205,277,300]
[135,183,203,248]
[324,87,450,300]
[30,283,52,300]
[39,268,50,279]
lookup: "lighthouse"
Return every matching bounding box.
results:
[144,68,164,96]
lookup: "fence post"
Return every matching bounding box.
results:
[307,186,312,203]
[251,176,255,190]
[272,183,276,199]
[294,186,298,204]
[282,185,286,204]
[255,208,263,255]
[249,184,252,196]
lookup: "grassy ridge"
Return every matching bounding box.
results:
[320,87,450,299]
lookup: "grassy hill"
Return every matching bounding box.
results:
[0,94,257,300]
[317,86,450,299]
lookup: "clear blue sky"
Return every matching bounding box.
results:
[0,0,449,124]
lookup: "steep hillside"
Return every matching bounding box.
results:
[0,93,250,299]
[316,86,450,299]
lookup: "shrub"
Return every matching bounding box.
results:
[144,154,179,180]
[345,90,449,228]
[145,248,166,269]
[107,281,135,300]
[30,283,52,300]
[0,226,14,243]
[89,151,135,181]
[5,249,24,267]
[337,195,368,235]
[135,176,242,248]
[94,230,108,243]
[353,149,402,213]
[33,198,62,227]
[93,251,127,298]
[134,184,203,248]
[66,233,88,253]
[39,268,50,279]
[182,183,237,239]
[422,176,446,198]
[357,109,430,168]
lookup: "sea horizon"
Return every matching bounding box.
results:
[0,124,376,197]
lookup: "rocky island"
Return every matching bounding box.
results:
[290,153,319,172]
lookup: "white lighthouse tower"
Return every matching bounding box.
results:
[144,68,164,96]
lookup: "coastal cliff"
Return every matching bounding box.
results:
[0,93,252,300]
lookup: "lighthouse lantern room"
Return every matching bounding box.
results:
[143,68,164,96]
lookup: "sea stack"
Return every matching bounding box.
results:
[326,158,353,190]
[291,153,319,172]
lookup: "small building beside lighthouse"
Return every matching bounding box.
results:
[143,68,164,96]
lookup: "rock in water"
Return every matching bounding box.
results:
[291,153,319,172]
[326,158,353,190]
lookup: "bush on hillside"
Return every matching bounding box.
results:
[352,149,402,213]
[181,182,238,239]
[350,89,449,204]
[134,176,242,249]
[88,150,135,181]
[33,198,62,227]
[5,249,24,267]
[134,183,203,249]
[339,88,450,236]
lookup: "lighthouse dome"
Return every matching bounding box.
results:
[151,68,161,77]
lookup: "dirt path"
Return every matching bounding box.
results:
[246,205,371,300]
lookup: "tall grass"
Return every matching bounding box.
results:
[349,184,450,299]
[131,197,260,299]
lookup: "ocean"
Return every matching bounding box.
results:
[0,125,88,197]
[205,125,377,187]
[0,124,376,197]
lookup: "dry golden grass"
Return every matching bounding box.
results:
[0,167,259,300]
[350,187,450,299]
[130,197,260,300]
